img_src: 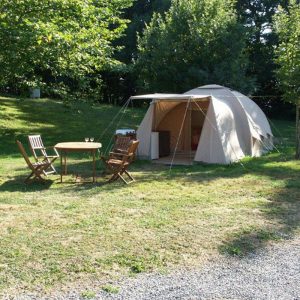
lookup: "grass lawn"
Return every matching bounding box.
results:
[0,95,299,295]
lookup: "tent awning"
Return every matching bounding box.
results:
[130,93,211,102]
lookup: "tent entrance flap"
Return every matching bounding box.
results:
[152,100,209,163]
[190,102,208,151]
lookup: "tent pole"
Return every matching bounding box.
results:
[169,99,191,171]
[190,99,192,164]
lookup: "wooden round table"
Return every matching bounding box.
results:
[55,142,102,183]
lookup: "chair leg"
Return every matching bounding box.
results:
[25,164,49,184]
[50,164,57,173]
[24,171,34,183]
[33,174,46,182]
[45,157,57,174]
[112,168,133,184]
[118,173,130,184]
[108,172,119,183]
[25,172,46,183]
[103,160,135,185]
[43,164,56,175]
[107,171,129,184]
[118,168,134,184]
[123,170,134,181]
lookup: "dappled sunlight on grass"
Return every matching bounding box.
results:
[0,95,299,294]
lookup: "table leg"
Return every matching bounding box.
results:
[93,150,96,183]
[60,153,63,183]
[64,153,67,175]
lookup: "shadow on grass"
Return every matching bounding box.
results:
[219,182,300,257]
[1,95,299,258]
[212,155,300,257]
[0,96,144,157]
[0,159,125,193]
[118,153,300,257]
[2,145,299,258]
[37,153,300,249]
[0,175,54,193]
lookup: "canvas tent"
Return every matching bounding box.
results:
[131,85,273,165]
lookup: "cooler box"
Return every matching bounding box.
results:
[151,132,159,159]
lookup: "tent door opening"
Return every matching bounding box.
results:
[191,110,203,151]
[152,100,209,165]
[190,101,209,148]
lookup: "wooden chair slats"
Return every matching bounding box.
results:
[110,136,131,159]
[16,140,56,183]
[28,135,59,175]
[101,140,139,184]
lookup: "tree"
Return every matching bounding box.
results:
[100,0,171,104]
[135,0,254,94]
[236,0,288,93]
[117,0,171,64]
[234,0,293,118]
[274,0,300,158]
[0,0,133,98]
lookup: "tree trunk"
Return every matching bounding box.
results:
[296,103,300,159]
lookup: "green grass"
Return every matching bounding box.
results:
[81,290,96,299]
[101,284,120,294]
[0,95,299,296]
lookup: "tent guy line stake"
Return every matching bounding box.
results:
[169,98,191,172]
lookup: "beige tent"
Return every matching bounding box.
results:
[131,85,273,165]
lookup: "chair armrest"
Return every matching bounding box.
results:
[110,152,133,158]
[109,151,124,156]
[114,148,128,154]
[45,147,60,157]
[121,153,133,162]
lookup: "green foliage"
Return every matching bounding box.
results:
[0,96,299,292]
[116,0,171,63]
[101,284,120,294]
[135,0,255,93]
[101,0,171,104]
[236,0,287,95]
[274,0,300,105]
[274,0,300,158]
[0,0,133,98]
[81,290,96,299]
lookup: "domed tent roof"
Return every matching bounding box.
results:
[134,84,273,164]
[185,84,272,137]
[184,84,273,158]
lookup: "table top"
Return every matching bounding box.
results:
[55,142,102,150]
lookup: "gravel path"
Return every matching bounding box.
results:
[7,237,300,300]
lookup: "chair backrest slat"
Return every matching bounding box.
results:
[128,140,139,155]
[29,135,44,148]
[16,140,34,170]
[125,140,139,163]
[28,135,46,159]
[113,136,131,152]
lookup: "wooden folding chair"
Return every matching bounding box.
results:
[28,135,59,175]
[16,140,56,183]
[111,136,131,159]
[101,140,139,184]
